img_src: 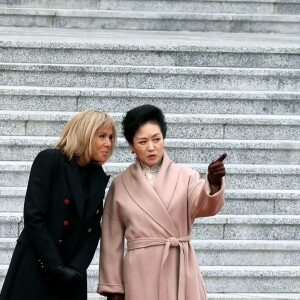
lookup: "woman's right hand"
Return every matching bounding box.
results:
[107,294,125,300]
[50,265,83,283]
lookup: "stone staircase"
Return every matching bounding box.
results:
[1,0,300,33]
[0,0,300,299]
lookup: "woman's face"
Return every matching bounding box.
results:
[131,122,165,168]
[91,127,114,164]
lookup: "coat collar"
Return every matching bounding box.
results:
[121,152,181,237]
[65,155,110,222]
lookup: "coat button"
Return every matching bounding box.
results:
[87,228,92,233]
[58,240,64,245]
[64,199,70,205]
[63,220,69,226]
[96,210,99,214]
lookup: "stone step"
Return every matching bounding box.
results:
[86,293,300,300]
[98,0,300,15]
[0,136,299,164]
[0,87,299,116]
[1,110,300,140]
[51,265,300,293]
[90,294,300,300]
[87,294,104,300]
[194,240,300,266]
[207,294,300,300]
[2,44,299,69]
[1,161,300,190]
[0,63,299,91]
[0,264,299,294]
[0,213,299,240]
[1,185,299,215]
[1,0,299,15]
[0,238,14,264]
[202,266,300,293]
[220,189,300,216]
[81,293,300,300]
[1,35,299,70]
[194,215,300,240]
[0,187,24,212]
[1,28,299,68]
[1,237,299,266]
[0,212,22,238]
[1,49,299,71]
[0,0,100,9]
[0,9,300,33]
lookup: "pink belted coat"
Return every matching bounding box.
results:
[98,152,224,300]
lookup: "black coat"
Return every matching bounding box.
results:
[0,149,110,300]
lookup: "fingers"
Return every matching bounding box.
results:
[212,169,226,177]
[209,153,227,169]
[209,161,224,169]
[213,152,227,163]
[74,269,84,280]
[211,166,226,175]
[208,153,227,184]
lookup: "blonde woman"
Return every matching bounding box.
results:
[1,110,116,300]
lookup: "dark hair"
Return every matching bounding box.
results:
[122,104,167,144]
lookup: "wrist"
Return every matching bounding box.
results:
[210,181,221,188]
[208,175,221,187]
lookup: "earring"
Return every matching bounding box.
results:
[131,150,135,154]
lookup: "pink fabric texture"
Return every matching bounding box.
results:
[98,152,225,300]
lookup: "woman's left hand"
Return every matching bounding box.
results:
[208,153,227,186]
[107,294,125,300]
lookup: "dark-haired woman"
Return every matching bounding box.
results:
[97,105,226,300]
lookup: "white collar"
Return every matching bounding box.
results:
[140,160,162,172]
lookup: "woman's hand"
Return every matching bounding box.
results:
[208,153,227,187]
[50,265,83,283]
[107,294,125,300]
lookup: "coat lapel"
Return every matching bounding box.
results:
[85,163,110,222]
[153,152,182,210]
[65,156,110,223]
[65,156,85,222]
[122,152,181,237]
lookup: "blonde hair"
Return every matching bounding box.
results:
[56,110,116,165]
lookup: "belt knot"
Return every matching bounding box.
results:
[169,237,179,247]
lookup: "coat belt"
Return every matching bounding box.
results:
[127,236,191,300]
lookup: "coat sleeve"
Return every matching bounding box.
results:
[98,180,125,296]
[187,169,225,220]
[23,149,64,269]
